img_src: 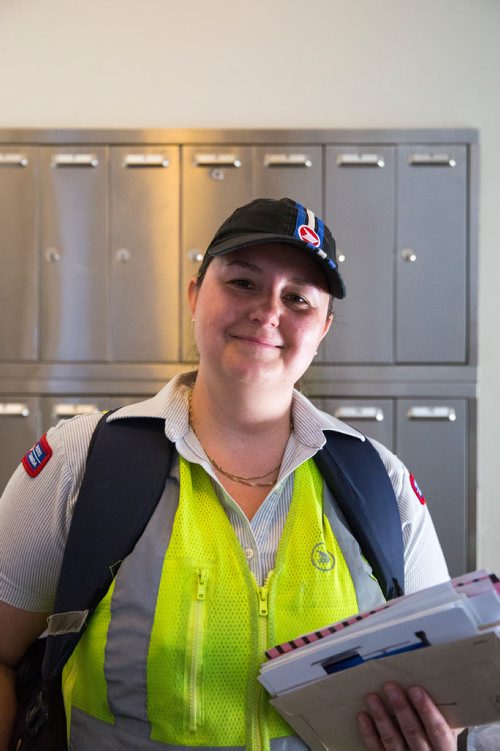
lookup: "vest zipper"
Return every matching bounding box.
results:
[187,567,207,732]
[249,576,271,751]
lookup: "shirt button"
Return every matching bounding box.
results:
[244,547,254,560]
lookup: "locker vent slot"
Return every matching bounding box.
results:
[193,154,241,168]
[263,154,313,168]
[337,153,385,168]
[52,154,99,168]
[0,153,28,167]
[409,154,457,167]
[123,154,170,168]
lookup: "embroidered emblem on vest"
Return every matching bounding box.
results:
[311,542,335,571]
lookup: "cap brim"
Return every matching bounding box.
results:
[207,233,346,299]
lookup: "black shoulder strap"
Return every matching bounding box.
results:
[44,412,173,678]
[314,431,405,600]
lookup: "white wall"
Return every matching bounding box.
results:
[1,0,499,569]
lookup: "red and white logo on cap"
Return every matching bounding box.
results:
[298,224,321,247]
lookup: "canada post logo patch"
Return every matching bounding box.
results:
[298,224,321,247]
[22,434,53,477]
[410,473,426,505]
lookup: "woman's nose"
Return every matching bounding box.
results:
[249,294,281,326]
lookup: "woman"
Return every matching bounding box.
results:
[0,197,460,750]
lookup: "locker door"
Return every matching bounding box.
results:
[111,147,180,362]
[320,146,395,364]
[106,394,155,410]
[252,146,322,213]
[40,147,108,361]
[396,399,468,577]
[42,397,104,429]
[0,148,38,360]
[318,398,394,450]
[0,398,42,494]
[396,146,467,363]
[181,146,253,360]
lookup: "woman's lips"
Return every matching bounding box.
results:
[231,334,283,348]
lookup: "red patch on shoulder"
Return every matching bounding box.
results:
[22,433,53,477]
[409,473,426,505]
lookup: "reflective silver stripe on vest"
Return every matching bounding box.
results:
[322,482,386,611]
[103,460,181,739]
[70,708,307,750]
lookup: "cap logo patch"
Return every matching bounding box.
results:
[22,433,53,477]
[409,473,426,505]
[298,224,321,247]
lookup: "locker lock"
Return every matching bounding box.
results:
[115,248,131,263]
[45,247,61,263]
[188,249,204,264]
[210,168,225,181]
[401,248,417,263]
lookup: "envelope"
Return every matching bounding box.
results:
[270,632,500,751]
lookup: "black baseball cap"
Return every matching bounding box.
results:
[198,197,346,299]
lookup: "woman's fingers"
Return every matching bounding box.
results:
[360,686,424,750]
[357,683,459,750]
[357,708,387,750]
[406,686,461,749]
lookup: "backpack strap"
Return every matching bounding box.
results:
[40,412,173,750]
[314,431,405,600]
[44,411,173,675]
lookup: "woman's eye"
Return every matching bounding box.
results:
[228,278,253,289]
[285,293,310,307]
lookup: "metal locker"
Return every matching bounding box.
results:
[320,146,395,364]
[41,397,104,429]
[106,394,155,410]
[40,146,108,361]
[181,145,253,360]
[396,146,467,363]
[396,399,468,577]
[318,398,395,450]
[0,147,38,360]
[111,147,180,362]
[251,146,322,213]
[0,398,42,494]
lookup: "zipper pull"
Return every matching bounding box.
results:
[258,586,269,616]
[196,568,207,600]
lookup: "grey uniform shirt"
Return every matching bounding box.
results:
[0,372,449,613]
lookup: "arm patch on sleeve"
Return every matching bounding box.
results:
[409,473,426,505]
[22,433,53,477]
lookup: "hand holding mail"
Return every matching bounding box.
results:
[357,682,461,750]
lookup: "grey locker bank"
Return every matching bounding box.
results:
[0,127,478,578]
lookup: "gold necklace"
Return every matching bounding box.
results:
[188,393,290,488]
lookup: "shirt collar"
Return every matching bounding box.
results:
[106,370,364,446]
[291,388,365,447]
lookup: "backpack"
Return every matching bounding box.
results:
[10,411,404,750]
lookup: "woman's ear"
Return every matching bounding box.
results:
[320,312,333,343]
[187,277,199,317]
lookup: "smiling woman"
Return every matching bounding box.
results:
[0,197,459,751]
[189,246,332,388]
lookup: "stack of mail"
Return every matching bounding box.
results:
[259,570,500,751]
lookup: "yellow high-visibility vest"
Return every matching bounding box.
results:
[62,457,359,750]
